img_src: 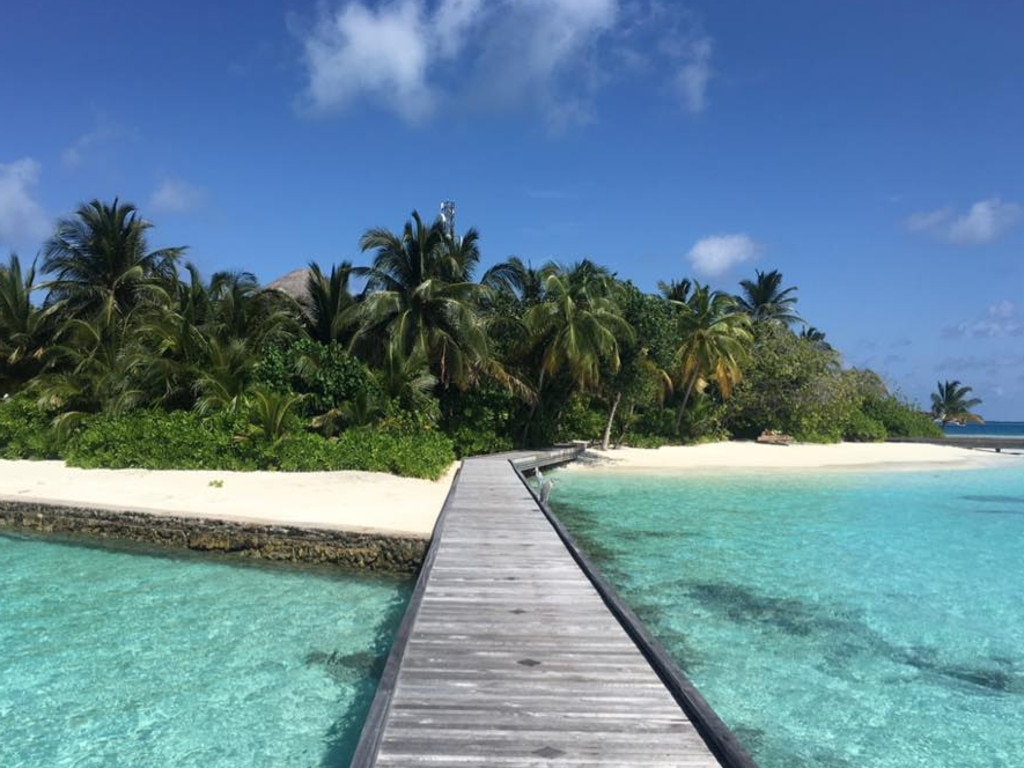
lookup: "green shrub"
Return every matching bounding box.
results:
[62,409,259,470]
[842,410,888,442]
[330,427,455,479]
[440,384,519,457]
[60,408,455,479]
[0,394,62,459]
[862,395,942,439]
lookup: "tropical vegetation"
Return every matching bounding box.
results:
[0,199,951,477]
[930,380,984,427]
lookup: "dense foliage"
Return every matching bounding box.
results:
[0,199,961,476]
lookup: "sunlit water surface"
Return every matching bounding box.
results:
[550,463,1024,768]
[0,535,410,768]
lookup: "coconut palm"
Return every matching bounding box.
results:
[523,261,633,394]
[674,283,753,430]
[304,260,358,345]
[518,261,633,444]
[930,380,983,426]
[354,210,491,389]
[41,199,184,322]
[735,269,801,327]
[0,254,59,392]
[657,278,693,304]
[482,256,552,305]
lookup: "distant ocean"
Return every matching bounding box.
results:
[943,420,1024,438]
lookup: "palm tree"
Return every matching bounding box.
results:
[482,256,552,305]
[800,325,832,351]
[931,380,983,426]
[735,269,801,327]
[0,254,58,393]
[354,210,491,389]
[41,199,184,322]
[304,260,358,345]
[673,283,753,430]
[520,261,633,443]
[657,278,692,304]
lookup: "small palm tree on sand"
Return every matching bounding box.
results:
[930,380,983,426]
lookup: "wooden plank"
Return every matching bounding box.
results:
[353,452,744,768]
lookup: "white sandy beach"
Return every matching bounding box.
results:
[572,441,1015,472]
[0,460,458,539]
[0,444,1015,540]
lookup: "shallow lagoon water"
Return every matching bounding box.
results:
[0,534,410,767]
[550,464,1024,768]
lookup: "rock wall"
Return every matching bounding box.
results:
[0,501,427,573]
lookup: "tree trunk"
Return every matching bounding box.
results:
[520,368,546,448]
[616,403,636,447]
[675,374,699,433]
[601,392,622,451]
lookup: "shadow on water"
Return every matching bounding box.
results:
[686,581,1024,696]
[314,594,410,767]
[961,495,1024,505]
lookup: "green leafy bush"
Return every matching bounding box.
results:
[61,408,455,479]
[842,410,888,442]
[0,394,62,459]
[862,395,942,439]
[441,385,518,457]
[63,409,259,470]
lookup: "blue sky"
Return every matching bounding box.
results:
[2,1,1022,418]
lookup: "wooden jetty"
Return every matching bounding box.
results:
[888,436,1024,453]
[352,451,756,768]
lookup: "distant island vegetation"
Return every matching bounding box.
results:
[1,199,957,479]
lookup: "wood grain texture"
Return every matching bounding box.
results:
[360,455,724,768]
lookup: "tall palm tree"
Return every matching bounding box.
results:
[674,283,753,429]
[735,269,801,327]
[519,261,633,444]
[0,254,58,392]
[657,278,693,304]
[523,261,633,394]
[931,380,983,426]
[304,260,358,345]
[41,198,184,322]
[482,256,552,305]
[354,210,490,389]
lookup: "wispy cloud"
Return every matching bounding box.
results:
[0,158,51,248]
[296,0,713,128]
[149,178,206,215]
[688,234,760,277]
[942,300,1023,339]
[61,113,128,170]
[907,197,1022,245]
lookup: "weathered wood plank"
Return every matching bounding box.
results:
[354,454,729,767]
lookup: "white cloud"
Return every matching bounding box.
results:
[907,198,1022,245]
[61,113,127,170]
[906,207,952,233]
[941,300,1022,339]
[302,0,435,122]
[0,158,51,248]
[948,198,1022,245]
[297,0,710,127]
[149,178,206,214]
[688,234,760,277]
[675,36,713,113]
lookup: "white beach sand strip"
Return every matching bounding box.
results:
[571,441,1014,472]
[0,460,458,539]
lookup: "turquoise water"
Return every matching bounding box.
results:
[944,420,1024,438]
[0,535,410,767]
[550,464,1024,768]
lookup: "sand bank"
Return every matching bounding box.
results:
[570,441,1014,473]
[0,460,457,539]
